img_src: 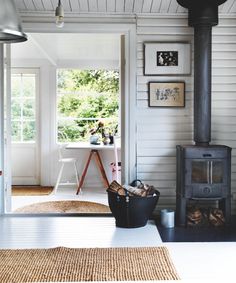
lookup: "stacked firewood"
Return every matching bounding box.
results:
[108,180,157,197]
[187,207,225,227]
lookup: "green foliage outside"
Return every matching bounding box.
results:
[57,69,119,142]
[11,74,36,142]
[11,70,119,143]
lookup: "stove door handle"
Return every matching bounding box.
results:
[210,161,213,184]
[203,154,212,157]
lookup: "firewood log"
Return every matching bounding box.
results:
[208,208,225,227]
[187,207,203,226]
[108,181,126,196]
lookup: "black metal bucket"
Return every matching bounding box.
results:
[107,189,160,228]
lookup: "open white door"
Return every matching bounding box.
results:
[4,44,12,212]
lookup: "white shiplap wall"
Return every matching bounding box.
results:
[136,16,236,213]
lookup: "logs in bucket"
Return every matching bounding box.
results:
[107,180,160,228]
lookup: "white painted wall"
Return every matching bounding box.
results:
[136,15,236,213]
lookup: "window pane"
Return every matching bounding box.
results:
[11,99,21,119]
[57,69,119,142]
[23,99,35,119]
[23,75,35,97]
[11,72,37,142]
[23,121,35,141]
[57,119,85,142]
[11,75,21,97]
[11,121,21,142]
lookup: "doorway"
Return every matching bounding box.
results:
[9,32,124,214]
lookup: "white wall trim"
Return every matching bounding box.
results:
[56,59,119,69]
[4,45,12,213]
[20,12,136,22]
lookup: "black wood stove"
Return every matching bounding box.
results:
[176,0,231,226]
[176,145,231,226]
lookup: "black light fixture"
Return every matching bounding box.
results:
[55,0,65,28]
[0,0,27,43]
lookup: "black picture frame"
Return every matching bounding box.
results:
[148,81,185,107]
[144,42,191,76]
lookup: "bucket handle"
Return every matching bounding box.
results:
[129,179,143,187]
[125,190,130,227]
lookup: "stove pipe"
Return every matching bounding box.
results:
[177,0,227,146]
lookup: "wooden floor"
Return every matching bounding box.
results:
[0,216,161,249]
[1,216,236,280]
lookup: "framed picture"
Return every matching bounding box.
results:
[144,42,191,75]
[148,82,185,107]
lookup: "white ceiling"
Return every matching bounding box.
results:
[14,0,236,14]
[11,33,120,66]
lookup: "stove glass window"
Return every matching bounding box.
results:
[192,160,224,184]
[192,161,208,183]
[212,161,223,183]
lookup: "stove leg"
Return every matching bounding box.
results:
[176,196,187,227]
[219,197,231,225]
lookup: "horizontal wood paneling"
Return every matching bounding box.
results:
[16,0,236,15]
[16,0,177,14]
[136,16,236,213]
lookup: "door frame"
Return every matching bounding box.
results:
[21,21,137,188]
[0,44,4,214]
[1,20,137,215]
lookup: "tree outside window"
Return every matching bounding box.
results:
[57,69,119,143]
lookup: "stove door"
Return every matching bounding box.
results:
[185,159,227,186]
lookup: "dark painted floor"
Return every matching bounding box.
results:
[156,216,236,242]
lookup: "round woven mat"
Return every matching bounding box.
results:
[15,200,111,213]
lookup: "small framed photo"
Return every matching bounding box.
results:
[148,82,185,107]
[144,42,191,75]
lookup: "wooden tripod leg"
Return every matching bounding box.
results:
[93,150,109,188]
[76,150,93,195]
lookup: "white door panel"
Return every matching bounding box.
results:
[11,144,38,184]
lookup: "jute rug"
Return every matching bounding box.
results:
[0,246,180,282]
[12,186,53,196]
[14,200,111,214]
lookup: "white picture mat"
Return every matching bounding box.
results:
[149,82,185,107]
[144,43,191,75]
